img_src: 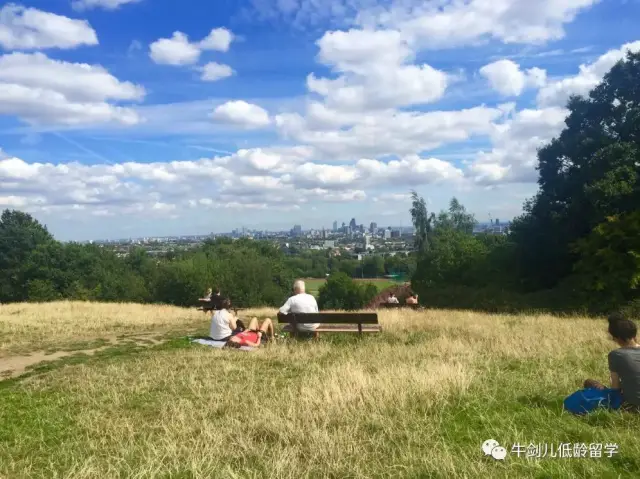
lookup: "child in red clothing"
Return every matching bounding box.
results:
[227,317,274,348]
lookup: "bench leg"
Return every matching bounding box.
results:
[358,322,363,335]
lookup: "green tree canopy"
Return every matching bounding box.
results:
[510,51,640,290]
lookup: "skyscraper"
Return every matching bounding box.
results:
[332,221,338,232]
[349,218,357,230]
[369,222,377,233]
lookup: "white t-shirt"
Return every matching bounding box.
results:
[387,296,399,304]
[210,309,233,340]
[279,293,319,331]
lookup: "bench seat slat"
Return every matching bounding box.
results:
[277,313,378,324]
[282,324,381,333]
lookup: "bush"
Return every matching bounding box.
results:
[318,273,378,310]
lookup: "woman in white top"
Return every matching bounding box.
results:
[209,298,242,341]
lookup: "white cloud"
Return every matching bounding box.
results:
[199,28,234,52]
[0,52,144,126]
[149,32,201,66]
[149,28,235,66]
[0,52,145,102]
[276,106,505,158]
[467,107,568,184]
[537,40,640,107]
[71,0,142,10]
[363,0,600,47]
[311,29,448,111]
[0,4,98,50]
[0,147,465,217]
[211,101,271,129]
[200,62,234,82]
[479,59,546,96]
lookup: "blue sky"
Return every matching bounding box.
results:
[0,0,639,240]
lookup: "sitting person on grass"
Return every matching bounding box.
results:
[387,293,399,304]
[227,317,274,348]
[583,313,640,412]
[209,298,244,341]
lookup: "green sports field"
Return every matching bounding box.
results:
[304,278,399,296]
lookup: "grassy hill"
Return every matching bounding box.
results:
[1,302,639,478]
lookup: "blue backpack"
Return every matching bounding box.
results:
[564,388,623,415]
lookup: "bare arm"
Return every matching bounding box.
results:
[227,311,237,330]
[610,371,621,390]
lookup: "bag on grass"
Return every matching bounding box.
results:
[563,388,623,415]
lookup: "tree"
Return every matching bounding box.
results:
[410,190,435,253]
[318,273,378,310]
[0,210,54,302]
[433,197,477,234]
[510,51,640,291]
[573,211,640,307]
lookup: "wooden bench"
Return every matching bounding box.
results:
[277,312,380,337]
[197,301,244,316]
[381,303,422,310]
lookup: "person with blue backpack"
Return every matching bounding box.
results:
[565,314,640,415]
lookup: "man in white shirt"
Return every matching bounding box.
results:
[279,280,319,333]
[387,293,400,304]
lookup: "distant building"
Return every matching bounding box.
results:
[323,240,335,249]
[369,222,377,233]
[349,218,357,230]
[384,228,391,240]
[291,224,302,237]
[332,221,338,232]
[391,230,401,239]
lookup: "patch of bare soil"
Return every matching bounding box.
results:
[0,334,168,380]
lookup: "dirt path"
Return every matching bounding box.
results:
[0,334,168,380]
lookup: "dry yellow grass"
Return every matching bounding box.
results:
[1,302,639,478]
[0,301,207,356]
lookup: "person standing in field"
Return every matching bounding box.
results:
[279,280,319,334]
[584,314,640,412]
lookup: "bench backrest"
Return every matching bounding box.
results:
[381,303,421,309]
[277,312,379,324]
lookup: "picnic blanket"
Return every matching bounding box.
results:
[191,338,256,352]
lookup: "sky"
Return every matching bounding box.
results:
[0,0,639,240]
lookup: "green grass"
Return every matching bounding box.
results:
[2,305,640,478]
[305,277,399,296]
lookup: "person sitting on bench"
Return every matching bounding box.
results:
[200,287,213,301]
[406,293,418,305]
[279,279,319,334]
[387,293,399,304]
[209,298,243,341]
[227,317,274,348]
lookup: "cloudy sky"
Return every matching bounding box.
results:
[0,0,639,240]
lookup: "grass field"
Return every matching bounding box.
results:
[304,277,399,296]
[1,302,640,478]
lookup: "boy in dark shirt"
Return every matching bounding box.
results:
[584,314,640,411]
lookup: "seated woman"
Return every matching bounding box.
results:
[227,317,274,348]
[584,314,640,412]
[209,298,243,341]
[200,287,213,301]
